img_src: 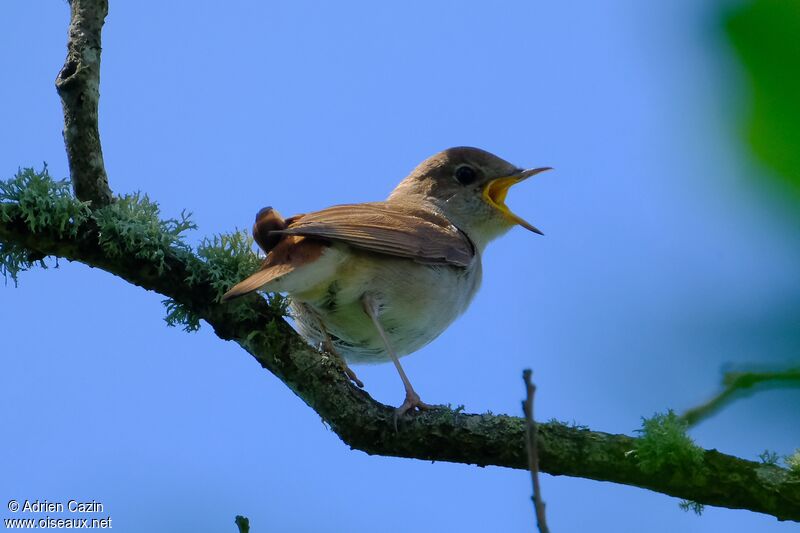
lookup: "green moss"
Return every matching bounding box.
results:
[94,192,204,331]
[759,449,781,466]
[0,165,90,235]
[0,242,47,286]
[1,167,287,334]
[162,297,202,332]
[162,229,289,332]
[0,169,194,282]
[547,418,589,430]
[192,230,262,302]
[94,192,195,274]
[160,229,255,332]
[786,449,800,474]
[90,191,209,332]
[678,499,705,516]
[244,317,286,354]
[0,166,90,284]
[635,410,704,474]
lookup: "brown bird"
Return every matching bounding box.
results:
[223,147,549,416]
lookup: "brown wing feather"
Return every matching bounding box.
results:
[222,202,474,302]
[221,236,326,301]
[273,202,474,267]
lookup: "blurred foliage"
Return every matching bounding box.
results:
[682,367,800,426]
[721,2,800,435]
[725,0,800,195]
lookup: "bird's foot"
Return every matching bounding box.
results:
[344,365,364,388]
[318,340,364,388]
[395,390,435,417]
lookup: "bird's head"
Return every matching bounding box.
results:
[388,147,550,250]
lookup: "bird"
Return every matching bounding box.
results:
[222,147,550,416]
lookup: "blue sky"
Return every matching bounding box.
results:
[2,1,799,531]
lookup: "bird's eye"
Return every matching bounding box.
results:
[454,165,478,185]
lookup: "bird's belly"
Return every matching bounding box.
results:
[289,251,482,364]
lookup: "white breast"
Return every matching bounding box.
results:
[289,250,482,364]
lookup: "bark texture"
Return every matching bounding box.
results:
[55,0,112,207]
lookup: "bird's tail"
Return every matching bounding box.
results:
[222,267,287,302]
[221,206,287,302]
[221,207,312,302]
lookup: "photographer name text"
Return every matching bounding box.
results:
[14,500,103,514]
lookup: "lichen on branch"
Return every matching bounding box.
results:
[0,166,90,236]
[635,410,704,474]
[94,192,195,273]
[0,168,276,330]
[0,166,89,284]
[163,229,287,332]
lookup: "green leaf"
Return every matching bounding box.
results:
[725,0,800,195]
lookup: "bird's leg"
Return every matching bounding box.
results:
[304,303,363,388]
[361,294,433,418]
[322,330,364,389]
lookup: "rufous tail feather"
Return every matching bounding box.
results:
[221,265,291,302]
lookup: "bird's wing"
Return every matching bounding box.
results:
[221,202,474,302]
[273,202,475,267]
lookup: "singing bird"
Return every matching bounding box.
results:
[223,147,549,415]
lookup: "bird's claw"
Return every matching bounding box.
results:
[344,366,364,388]
[392,390,439,430]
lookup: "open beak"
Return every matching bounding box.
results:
[482,167,551,235]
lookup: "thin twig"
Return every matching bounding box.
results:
[523,369,550,533]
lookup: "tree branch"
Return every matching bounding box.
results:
[55,0,113,207]
[1,200,798,522]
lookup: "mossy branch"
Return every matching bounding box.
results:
[1,169,799,522]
